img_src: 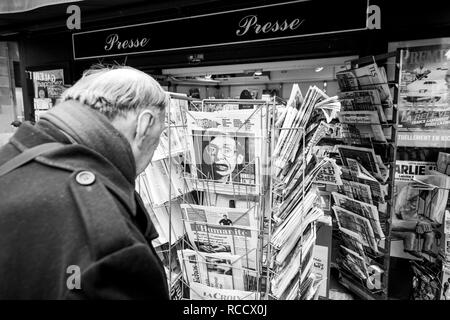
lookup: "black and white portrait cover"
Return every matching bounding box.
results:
[186,109,266,195]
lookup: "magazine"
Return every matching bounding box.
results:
[397,45,450,147]
[391,162,448,260]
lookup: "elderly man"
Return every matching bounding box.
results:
[0,66,169,299]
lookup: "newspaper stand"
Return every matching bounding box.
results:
[333,52,402,300]
[138,92,329,300]
[168,97,275,300]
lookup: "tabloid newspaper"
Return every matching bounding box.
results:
[180,204,259,270]
[397,45,450,147]
[186,108,266,195]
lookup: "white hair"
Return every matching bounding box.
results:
[61,66,169,119]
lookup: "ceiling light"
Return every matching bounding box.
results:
[315,67,324,72]
[253,70,263,76]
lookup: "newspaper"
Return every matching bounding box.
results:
[314,96,341,123]
[338,111,386,142]
[332,192,385,240]
[153,97,189,161]
[336,70,359,92]
[190,282,260,300]
[140,157,192,206]
[342,179,373,204]
[274,86,329,174]
[177,249,245,290]
[340,164,388,206]
[313,158,342,186]
[341,246,369,280]
[332,205,378,252]
[398,45,450,148]
[271,228,316,299]
[353,63,392,103]
[202,193,259,210]
[337,145,387,182]
[186,108,266,195]
[339,89,387,123]
[150,202,185,245]
[339,227,367,260]
[180,204,259,269]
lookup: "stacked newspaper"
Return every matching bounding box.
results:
[333,61,395,287]
[136,96,193,248]
[336,62,394,143]
[330,144,389,283]
[268,84,344,299]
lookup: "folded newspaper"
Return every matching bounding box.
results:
[177,249,245,291]
[180,204,259,270]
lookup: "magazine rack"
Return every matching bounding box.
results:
[137,90,332,300]
[167,97,274,300]
[332,51,402,300]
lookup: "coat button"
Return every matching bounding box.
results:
[76,171,96,186]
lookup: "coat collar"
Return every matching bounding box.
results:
[9,104,139,217]
[40,100,136,184]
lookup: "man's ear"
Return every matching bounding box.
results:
[136,110,155,147]
[236,154,244,165]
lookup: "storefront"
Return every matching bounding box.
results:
[2,0,450,301]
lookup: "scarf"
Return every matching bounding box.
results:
[40,100,136,184]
